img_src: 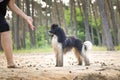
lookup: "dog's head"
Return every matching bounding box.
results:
[49,24,66,43]
[49,24,59,36]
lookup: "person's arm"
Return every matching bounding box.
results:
[8,0,35,30]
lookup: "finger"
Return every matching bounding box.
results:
[30,24,35,31]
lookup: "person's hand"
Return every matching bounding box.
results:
[25,16,35,31]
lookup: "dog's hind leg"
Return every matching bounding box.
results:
[73,48,82,65]
[81,52,90,66]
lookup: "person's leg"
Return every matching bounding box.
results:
[1,31,15,67]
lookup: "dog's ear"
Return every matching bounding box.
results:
[51,24,59,29]
[49,24,59,34]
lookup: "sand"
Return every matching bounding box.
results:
[0,51,120,80]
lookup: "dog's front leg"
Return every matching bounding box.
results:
[58,52,63,67]
[56,45,63,67]
[56,52,63,67]
[55,53,59,66]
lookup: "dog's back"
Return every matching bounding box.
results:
[63,36,83,52]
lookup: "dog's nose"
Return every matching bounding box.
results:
[49,30,52,33]
[48,30,52,34]
[48,31,53,37]
[49,30,54,34]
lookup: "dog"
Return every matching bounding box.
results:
[49,24,92,67]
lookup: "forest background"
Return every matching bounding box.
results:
[0,0,120,51]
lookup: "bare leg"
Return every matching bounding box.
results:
[1,31,15,67]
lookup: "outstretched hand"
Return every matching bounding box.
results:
[26,16,35,31]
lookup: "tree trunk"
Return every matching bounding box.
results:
[107,0,119,46]
[25,0,35,48]
[45,0,50,44]
[54,0,61,26]
[51,1,58,25]
[88,0,94,44]
[73,0,77,37]
[69,0,74,34]
[31,0,36,48]
[91,1,102,46]
[81,0,91,41]
[59,0,67,34]
[16,0,20,49]
[97,0,114,50]
[22,0,26,48]
[116,0,120,15]
[11,11,15,48]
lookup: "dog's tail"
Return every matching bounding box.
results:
[82,41,92,54]
[81,41,92,65]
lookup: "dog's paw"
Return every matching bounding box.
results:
[55,64,63,67]
[85,63,90,66]
[55,65,58,67]
[78,63,82,65]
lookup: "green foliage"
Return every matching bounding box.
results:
[93,46,107,51]
[77,31,85,41]
[76,8,83,22]
[64,8,70,25]
[25,32,31,49]
[10,5,117,51]
[36,26,48,48]
[65,7,85,40]
[115,45,120,50]
[65,7,83,27]
[93,45,120,51]
[64,7,102,44]
[25,25,51,49]
[13,47,53,54]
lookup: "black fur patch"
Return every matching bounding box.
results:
[49,24,83,53]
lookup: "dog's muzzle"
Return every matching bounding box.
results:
[49,31,54,37]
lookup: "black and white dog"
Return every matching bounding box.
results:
[49,24,92,67]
